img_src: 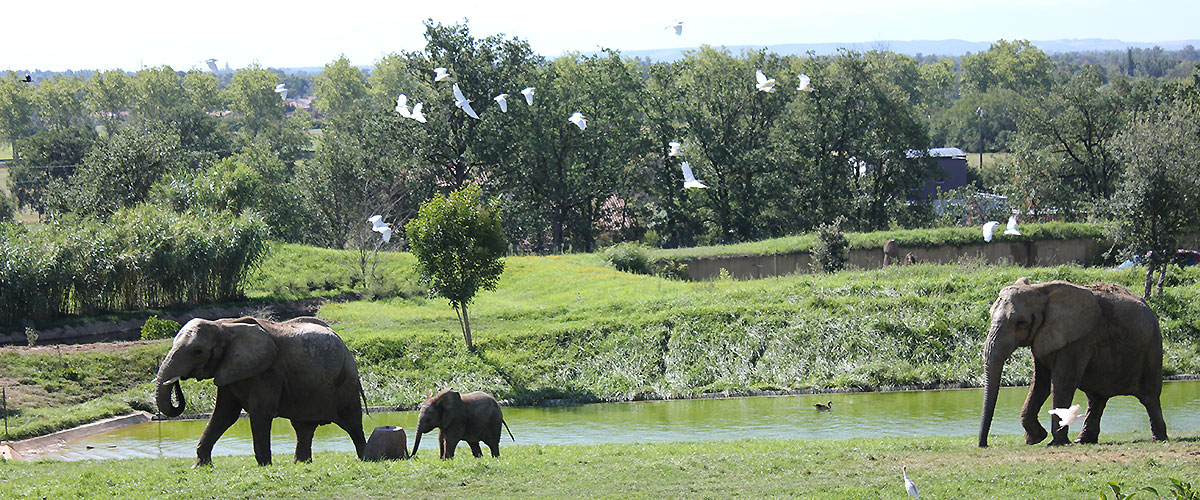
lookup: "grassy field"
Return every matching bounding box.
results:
[3,243,1200,443]
[2,432,1197,499]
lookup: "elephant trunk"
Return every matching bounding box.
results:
[156,378,186,417]
[978,329,1015,447]
[410,431,422,457]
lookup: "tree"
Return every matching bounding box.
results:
[961,40,1053,96]
[0,72,34,160]
[46,124,183,217]
[405,184,506,351]
[31,76,88,131]
[1109,103,1200,298]
[313,56,368,124]
[85,69,132,137]
[228,64,285,136]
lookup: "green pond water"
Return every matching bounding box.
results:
[38,381,1200,461]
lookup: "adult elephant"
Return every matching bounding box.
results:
[155,316,367,466]
[978,278,1168,447]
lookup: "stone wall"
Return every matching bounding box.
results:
[681,237,1107,281]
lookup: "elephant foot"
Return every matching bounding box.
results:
[1074,433,1099,444]
[1024,426,1048,445]
[192,457,213,468]
[1047,437,1071,446]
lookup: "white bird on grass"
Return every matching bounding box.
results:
[434,67,451,82]
[274,83,288,100]
[395,94,411,118]
[797,74,814,92]
[982,220,1000,242]
[903,466,919,499]
[410,102,427,123]
[569,112,587,131]
[1048,404,1088,427]
[368,215,392,243]
[666,21,683,36]
[452,83,480,119]
[755,69,777,93]
[494,93,509,113]
[521,87,535,106]
[1005,215,1022,235]
[681,161,707,189]
[668,141,682,157]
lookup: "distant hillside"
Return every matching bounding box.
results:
[615,38,1200,62]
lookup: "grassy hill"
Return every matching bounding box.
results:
[3,242,1200,441]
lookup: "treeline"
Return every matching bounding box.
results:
[2,23,1200,257]
[0,205,268,326]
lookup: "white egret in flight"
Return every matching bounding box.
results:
[755,70,777,92]
[395,94,411,118]
[681,162,707,189]
[494,93,509,113]
[569,112,587,131]
[434,67,450,82]
[521,87,535,106]
[1005,215,1022,235]
[274,83,288,100]
[797,74,814,92]
[668,141,682,157]
[452,83,480,119]
[410,102,427,123]
[368,215,392,243]
[666,21,683,36]
[1048,404,1088,427]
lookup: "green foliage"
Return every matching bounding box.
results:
[139,315,181,341]
[603,242,653,274]
[0,204,269,326]
[812,216,848,272]
[45,124,183,217]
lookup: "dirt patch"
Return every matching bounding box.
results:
[0,339,166,356]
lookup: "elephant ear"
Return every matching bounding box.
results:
[213,320,278,386]
[1031,282,1101,355]
[437,389,462,410]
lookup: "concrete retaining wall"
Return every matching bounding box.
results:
[1,411,153,461]
[681,237,1106,281]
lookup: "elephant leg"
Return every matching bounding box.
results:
[249,413,275,465]
[440,431,458,459]
[485,438,500,458]
[292,421,317,463]
[334,407,367,460]
[195,389,242,467]
[1137,394,1169,441]
[1020,358,1051,445]
[469,441,483,458]
[1048,371,1084,446]
[1075,393,1107,444]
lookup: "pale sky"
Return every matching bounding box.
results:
[6,0,1199,71]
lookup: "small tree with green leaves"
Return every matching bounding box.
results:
[405,184,506,351]
[812,216,849,273]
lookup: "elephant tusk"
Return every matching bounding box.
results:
[160,376,180,386]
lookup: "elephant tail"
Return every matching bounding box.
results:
[502,419,515,442]
[360,386,370,417]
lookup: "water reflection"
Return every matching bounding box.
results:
[37,381,1200,461]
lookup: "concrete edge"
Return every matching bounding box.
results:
[2,411,153,460]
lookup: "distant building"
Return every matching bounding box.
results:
[915,147,968,199]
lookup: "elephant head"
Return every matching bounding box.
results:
[410,389,461,457]
[155,317,278,418]
[977,277,1100,447]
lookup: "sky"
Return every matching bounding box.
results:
[5,0,1199,71]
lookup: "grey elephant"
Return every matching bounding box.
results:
[978,278,1168,447]
[410,389,514,458]
[155,316,368,466]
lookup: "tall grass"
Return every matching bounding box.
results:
[0,205,269,327]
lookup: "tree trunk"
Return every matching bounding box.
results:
[462,305,474,351]
[1144,263,1155,299]
[1157,265,1168,298]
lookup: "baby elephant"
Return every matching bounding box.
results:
[411,389,514,459]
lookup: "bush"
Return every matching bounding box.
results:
[605,242,653,274]
[812,217,848,273]
[140,315,181,340]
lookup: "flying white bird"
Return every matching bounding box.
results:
[755,69,777,93]
[434,67,450,82]
[452,83,480,119]
[668,141,682,157]
[569,112,587,131]
[1048,404,1088,427]
[395,93,411,118]
[368,215,392,243]
[982,220,1000,242]
[681,161,707,189]
[410,102,427,123]
[521,87,535,106]
[494,93,509,113]
[666,21,683,36]
[903,466,919,499]
[274,83,288,100]
[1005,215,1022,235]
[797,74,814,92]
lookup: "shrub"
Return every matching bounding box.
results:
[605,242,653,274]
[812,217,848,273]
[140,315,182,340]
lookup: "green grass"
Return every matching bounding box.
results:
[651,222,1106,259]
[4,244,1200,441]
[2,433,1198,498]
